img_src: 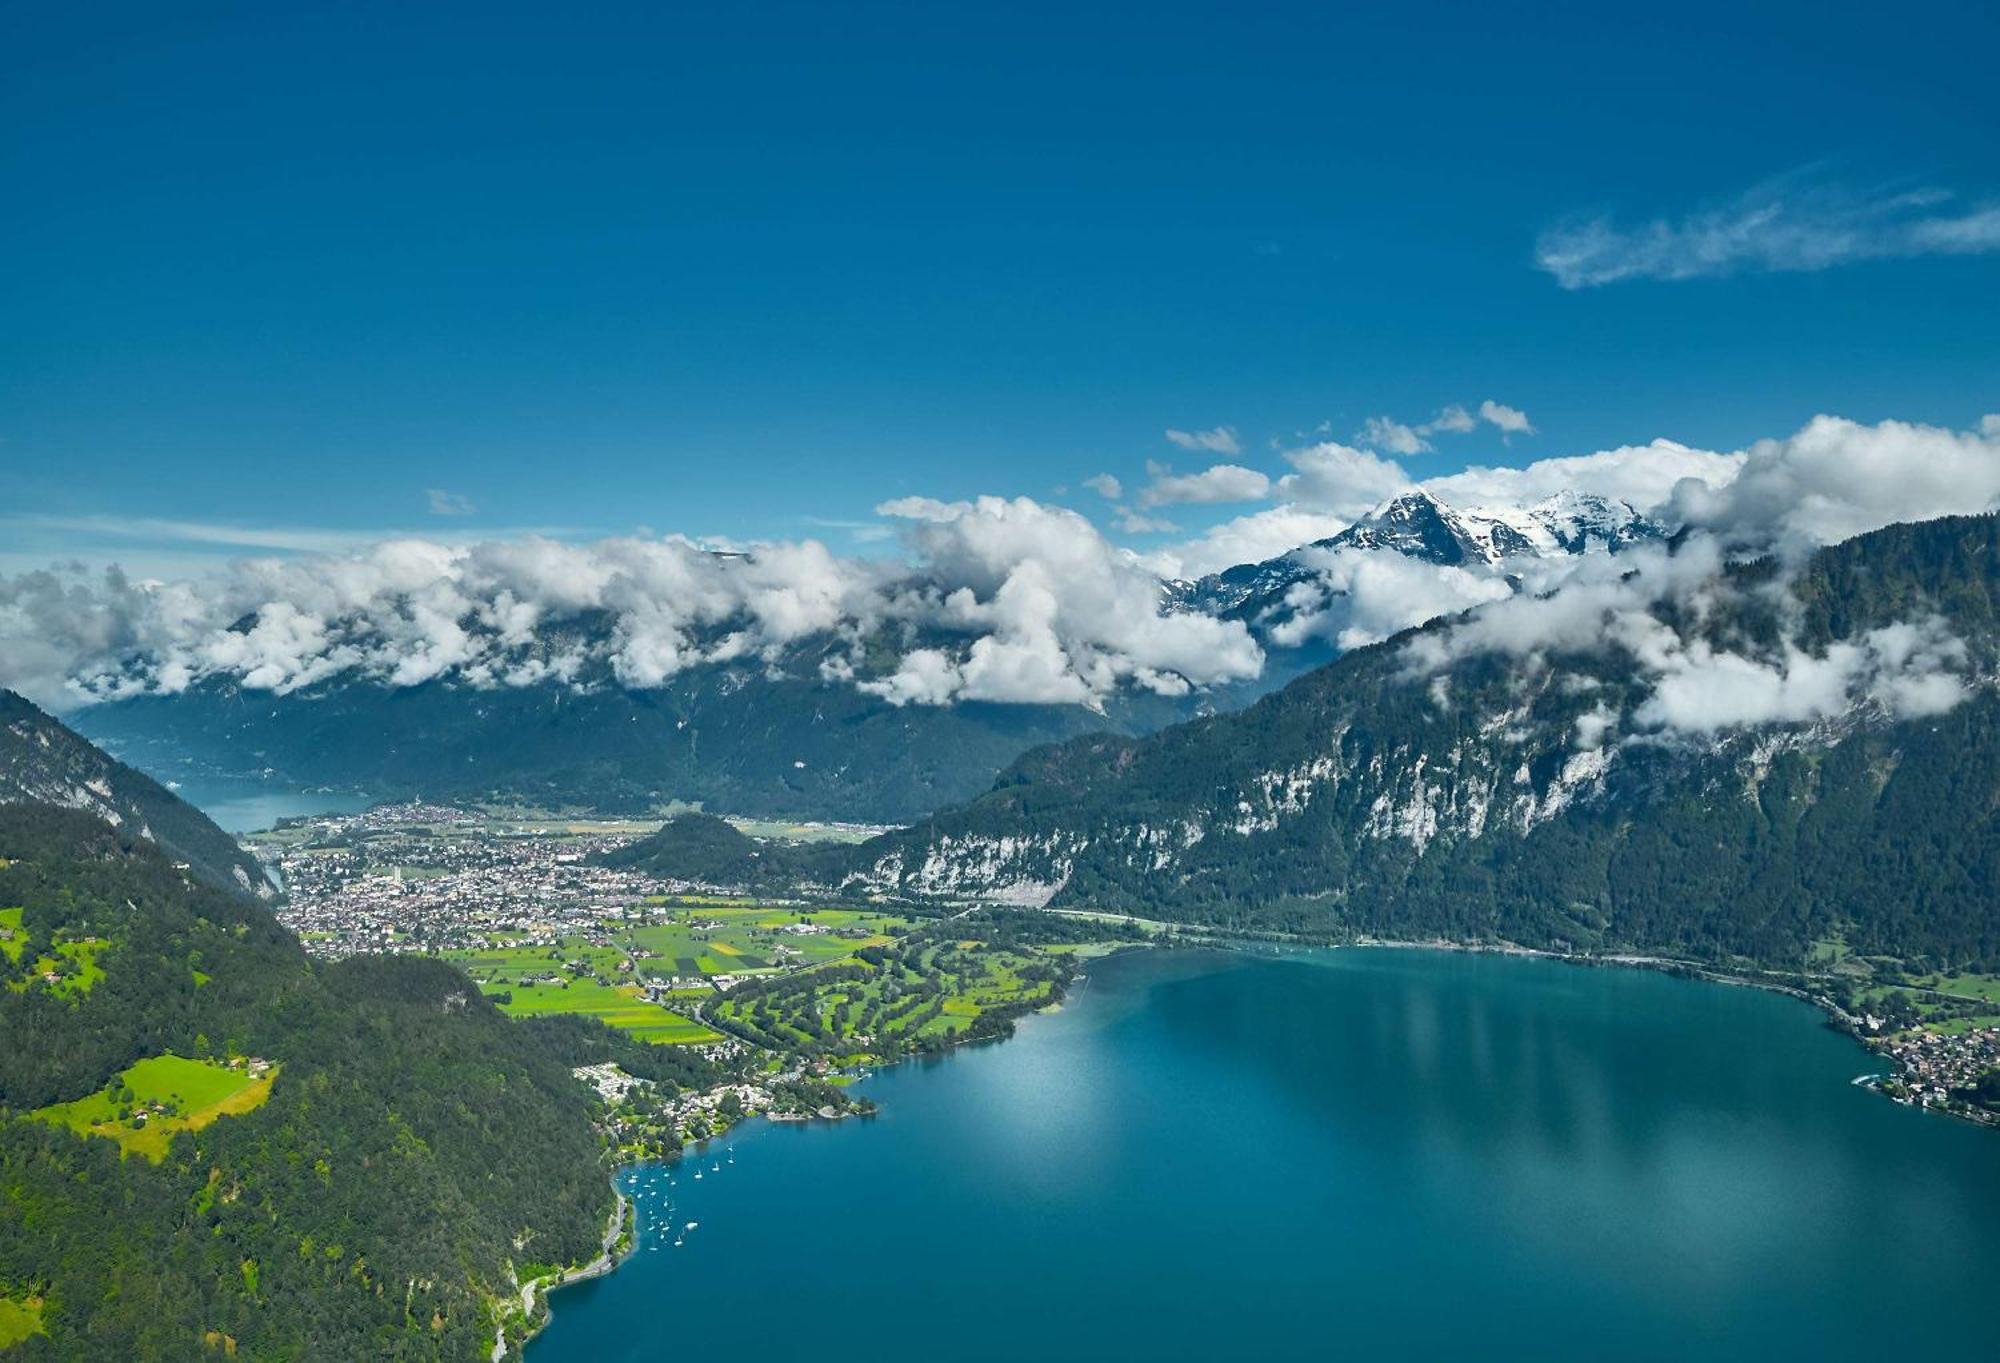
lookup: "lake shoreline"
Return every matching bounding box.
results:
[1053,911,1997,1128]
[512,938,1136,1359]
[518,938,2000,1361]
[513,928,1994,1357]
[1338,936,1999,1129]
[497,1189,629,1362]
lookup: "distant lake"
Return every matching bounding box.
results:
[176,781,371,834]
[532,948,2000,1362]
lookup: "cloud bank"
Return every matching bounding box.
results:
[1,497,1266,716]
[2,414,1994,732]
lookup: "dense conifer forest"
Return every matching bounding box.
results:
[0,805,631,1361]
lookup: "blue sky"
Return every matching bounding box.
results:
[4,0,1998,571]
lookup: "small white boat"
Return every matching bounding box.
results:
[685,1221,699,1230]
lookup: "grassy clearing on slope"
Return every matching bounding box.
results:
[0,1296,46,1348]
[10,936,107,997]
[30,1054,277,1161]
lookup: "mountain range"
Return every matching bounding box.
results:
[1164,489,1664,640]
[70,489,1671,823]
[630,513,2000,971]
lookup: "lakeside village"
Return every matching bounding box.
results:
[1867,1025,2000,1123]
[248,803,2000,1134]
[244,803,1132,1160]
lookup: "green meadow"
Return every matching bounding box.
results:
[713,935,1068,1059]
[3,907,109,998]
[441,905,914,1045]
[476,974,721,1044]
[622,904,908,977]
[31,1054,277,1161]
[0,1296,45,1349]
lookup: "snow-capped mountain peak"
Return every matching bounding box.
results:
[1163,487,1669,636]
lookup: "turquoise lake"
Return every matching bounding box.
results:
[531,947,2000,1361]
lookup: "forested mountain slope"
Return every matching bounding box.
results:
[828,515,2000,970]
[0,776,636,1357]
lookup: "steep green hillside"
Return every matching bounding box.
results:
[597,810,833,885]
[0,802,618,1360]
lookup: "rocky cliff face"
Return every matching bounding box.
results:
[0,689,272,899]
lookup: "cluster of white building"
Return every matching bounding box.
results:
[1879,1025,2000,1111]
[262,807,665,958]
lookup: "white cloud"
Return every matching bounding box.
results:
[1633,621,1969,733]
[1670,414,2000,551]
[1137,462,1274,508]
[1266,548,1513,651]
[1428,404,1477,435]
[861,495,1264,707]
[1359,416,1433,456]
[1400,527,1978,741]
[1537,176,2000,288]
[5,495,1263,715]
[1275,442,1416,518]
[1354,401,1532,455]
[2,514,429,556]
[1136,505,1350,581]
[9,413,1995,726]
[427,488,477,517]
[1478,400,1534,436]
[1164,426,1242,455]
[874,496,963,523]
[1082,473,1123,500]
[1423,440,1743,514]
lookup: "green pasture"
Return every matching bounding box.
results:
[481,977,720,1044]
[1914,972,2000,1004]
[31,1054,277,1161]
[7,932,107,998]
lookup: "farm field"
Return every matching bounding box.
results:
[1914,972,2000,1005]
[623,905,911,977]
[486,977,721,1044]
[30,1054,277,1161]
